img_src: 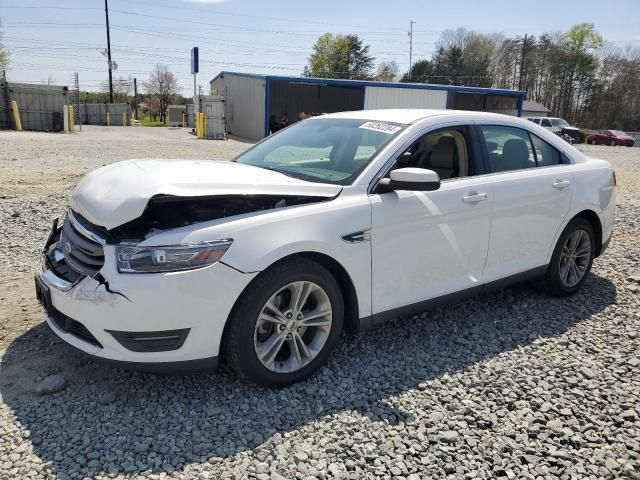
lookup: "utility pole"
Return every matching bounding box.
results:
[408,20,416,81]
[133,77,139,121]
[104,0,114,103]
[518,34,528,91]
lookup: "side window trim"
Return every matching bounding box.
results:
[470,124,492,175]
[526,131,540,167]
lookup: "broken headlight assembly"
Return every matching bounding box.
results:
[116,240,233,273]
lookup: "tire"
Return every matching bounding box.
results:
[591,139,597,145]
[610,141,616,147]
[540,217,595,297]
[223,257,344,387]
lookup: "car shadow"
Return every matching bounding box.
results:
[0,273,616,478]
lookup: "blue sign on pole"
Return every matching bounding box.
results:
[191,47,199,74]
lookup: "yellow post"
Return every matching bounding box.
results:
[123,112,126,127]
[106,111,110,127]
[203,115,207,139]
[197,112,202,138]
[68,105,75,132]
[182,113,186,128]
[11,101,23,131]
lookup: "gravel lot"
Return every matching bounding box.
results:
[1,126,639,480]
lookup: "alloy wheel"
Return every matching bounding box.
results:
[559,229,591,288]
[254,281,332,373]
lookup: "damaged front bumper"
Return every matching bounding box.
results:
[35,219,257,372]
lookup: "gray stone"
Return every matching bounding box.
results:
[34,374,66,395]
[439,431,460,443]
[546,419,564,432]
[294,452,309,462]
[621,409,637,421]
[99,392,117,405]
[605,458,620,470]
[627,274,640,283]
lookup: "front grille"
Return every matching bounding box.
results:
[59,211,105,276]
[50,307,103,347]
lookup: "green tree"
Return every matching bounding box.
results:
[0,19,9,70]
[376,60,399,82]
[400,59,432,82]
[305,33,374,80]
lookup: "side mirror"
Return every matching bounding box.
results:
[377,168,441,192]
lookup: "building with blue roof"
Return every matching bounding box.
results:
[210,71,526,140]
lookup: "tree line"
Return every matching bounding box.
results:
[304,24,640,131]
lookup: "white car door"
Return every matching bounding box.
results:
[478,125,575,282]
[369,125,494,317]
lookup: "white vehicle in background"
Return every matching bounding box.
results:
[528,116,582,143]
[35,109,616,387]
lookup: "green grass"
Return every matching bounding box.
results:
[141,116,167,127]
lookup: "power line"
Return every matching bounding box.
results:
[0,1,409,32]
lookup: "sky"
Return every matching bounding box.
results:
[2,0,639,96]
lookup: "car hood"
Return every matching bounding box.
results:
[71,159,342,230]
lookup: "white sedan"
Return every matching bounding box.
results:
[35,109,616,386]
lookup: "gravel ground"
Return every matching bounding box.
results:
[0,127,639,480]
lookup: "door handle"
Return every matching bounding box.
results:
[553,179,571,190]
[462,192,488,204]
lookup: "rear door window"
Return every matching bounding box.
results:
[541,119,552,127]
[480,126,536,173]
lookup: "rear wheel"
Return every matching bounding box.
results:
[540,218,595,297]
[223,258,343,387]
[610,140,616,146]
[591,139,597,145]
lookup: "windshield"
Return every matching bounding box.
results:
[550,118,570,127]
[234,118,406,185]
[611,130,627,136]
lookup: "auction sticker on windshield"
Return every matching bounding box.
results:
[359,121,402,134]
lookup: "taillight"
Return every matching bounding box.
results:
[612,171,617,186]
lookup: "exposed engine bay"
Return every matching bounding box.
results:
[108,194,332,241]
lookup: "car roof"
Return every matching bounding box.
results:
[318,109,511,125]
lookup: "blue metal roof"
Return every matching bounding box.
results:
[210,71,526,97]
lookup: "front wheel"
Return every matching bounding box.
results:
[223,258,343,387]
[540,218,595,297]
[610,140,616,147]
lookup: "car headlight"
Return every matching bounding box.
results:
[116,239,233,273]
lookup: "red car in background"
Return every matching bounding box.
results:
[591,130,635,147]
